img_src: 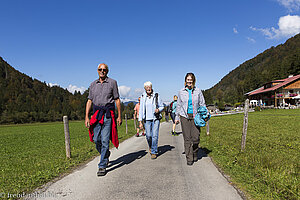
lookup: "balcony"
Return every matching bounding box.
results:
[276,94,284,98]
[289,93,298,97]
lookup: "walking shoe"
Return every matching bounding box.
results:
[151,154,157,159]
[142,132,145,136]
[135,133,139,137]
[193,154,198,162]
[187,161,194,166]
[97,168,106,176]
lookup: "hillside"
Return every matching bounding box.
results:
[0,57,88,124]
[203,33,300,105]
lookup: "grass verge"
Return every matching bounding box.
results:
[0,119,136,199]
[200,109,299,200]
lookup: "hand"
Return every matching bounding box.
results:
[117,117,122,126]
[205,118,209,122]
[139,122,143,129]
[175,120,180,124]
[155,109,159,113]
[85,118,90,128]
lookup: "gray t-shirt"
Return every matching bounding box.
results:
[88,77,120,106]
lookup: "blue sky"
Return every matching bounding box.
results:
[1,0,300,103]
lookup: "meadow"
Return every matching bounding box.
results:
[0,119,136,199]
[200,109,299,200]
[0,109,299,199]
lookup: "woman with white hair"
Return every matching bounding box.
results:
[138,81,164,159]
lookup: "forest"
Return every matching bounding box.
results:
[0,57,135,124]
[1,33,300,124]
[203,33,300,106]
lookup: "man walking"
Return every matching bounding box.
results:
[85,63,122,176]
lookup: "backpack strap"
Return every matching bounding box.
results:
[155,93,159,109]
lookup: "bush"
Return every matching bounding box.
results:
[254,106,261,112]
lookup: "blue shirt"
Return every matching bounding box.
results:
[172,101,177,113]
[145,95,154,120]
[187,88,193,114]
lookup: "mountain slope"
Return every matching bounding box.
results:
[203,33,300,104]
[0,57,87,123]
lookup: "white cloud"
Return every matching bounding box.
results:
[118,85,131,97]
[67,84,87,94]
[276,0,300,12]
[134,88,144,95]
[48,83,59,87]
[246,37,256,43]
[250,15,300,39]
[233,27,238,34]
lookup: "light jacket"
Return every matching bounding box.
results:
[194,106,211,127]
[138,91,164,121]
[175,87,206,121]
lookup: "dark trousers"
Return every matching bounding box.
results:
[180,114,200,162]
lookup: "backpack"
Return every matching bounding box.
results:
[169,101,174,112]
[194,106,211,127]
[154,93,162,120]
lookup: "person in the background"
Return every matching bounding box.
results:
[170,95,178,136]
[134,97,145,137]
[164,104,170,122]
[175,73,206,166]
[85,63,122,176]
[138,81,164,159]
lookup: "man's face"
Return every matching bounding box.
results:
[138,97,141,103]
[145,86,152,95]
[98,64,108,79]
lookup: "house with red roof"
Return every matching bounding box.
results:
[246,74,300,107]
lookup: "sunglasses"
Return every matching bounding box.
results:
[98,68,108,72]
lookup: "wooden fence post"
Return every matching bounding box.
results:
[125,114,128,134]
[133,114,137,130]
[241,99,249,151]
[63,116,71,158]
[206,120,210,135]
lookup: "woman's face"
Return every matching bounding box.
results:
[145,86,152,95]
[186,76,193,88]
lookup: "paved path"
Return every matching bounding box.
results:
[28,122,242,200]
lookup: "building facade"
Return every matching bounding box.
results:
[246,74,300,107]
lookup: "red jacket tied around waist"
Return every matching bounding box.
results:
[88,104,119,148]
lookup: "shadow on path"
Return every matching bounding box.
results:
[174,131,182,136]
[157,145,175,158]
[197,147,212,160]
[106,150,147,173]
[182,147,212,160]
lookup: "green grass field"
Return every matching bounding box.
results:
[0,119,137,199]
[200,109,300,200]
[0,110,299,199]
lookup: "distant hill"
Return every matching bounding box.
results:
[0,57,138,124]
[120,97,138,106]
[0,57,87,124]
[203,33,300,105]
